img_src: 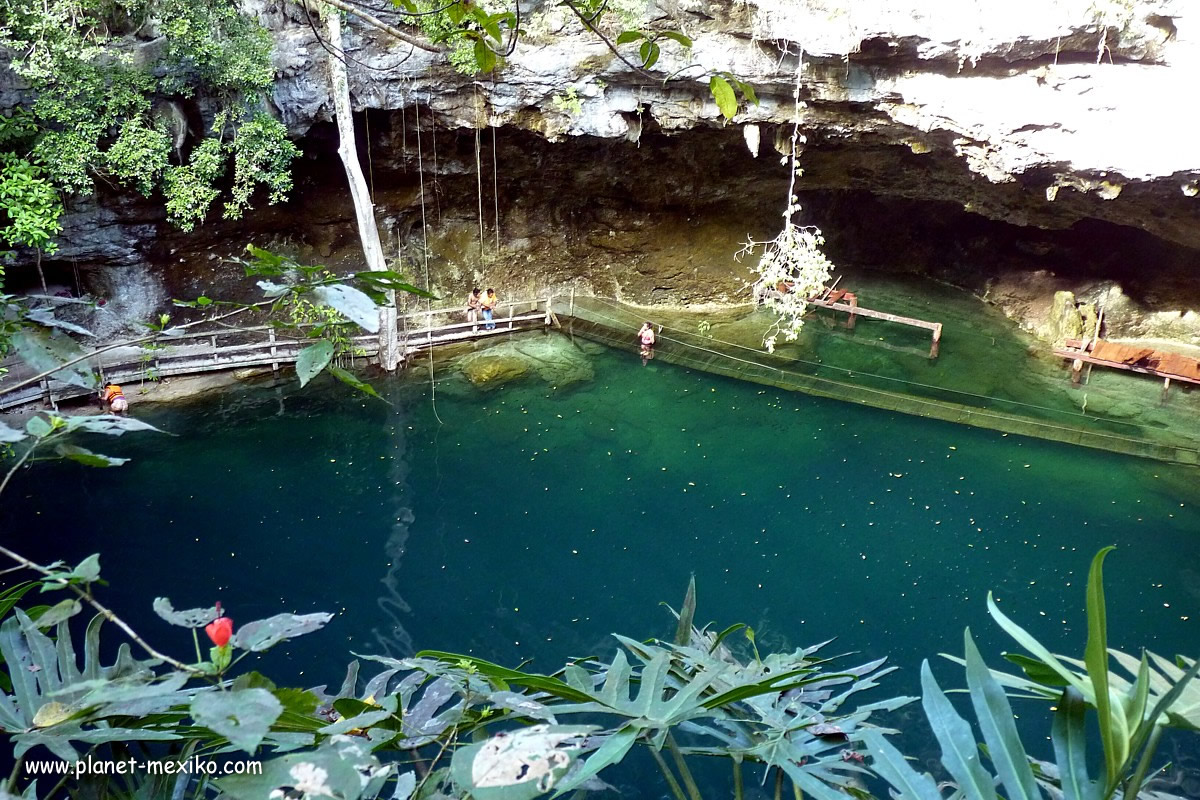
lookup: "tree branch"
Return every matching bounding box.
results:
[310,0,446,53]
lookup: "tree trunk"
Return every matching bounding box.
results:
[324,10,400,371]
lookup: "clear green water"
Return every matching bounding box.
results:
[3,329,1199,781]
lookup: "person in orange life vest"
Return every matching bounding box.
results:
[638,322,656,365]
[481,288,498,330]
[102,384,128,414]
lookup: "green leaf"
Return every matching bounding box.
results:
[733,79,759,106]
[231,612,334,652]
[196,295,213,306]
[354,270,438,298]
[615,31,644,45]
[25,416,52,438]
[53,444,129,467]
[295,340,334,388]
[673,575,696,646]
[190,688,282,753]
[920,660,996,800]
[862,730,942,800]
[1084,546,1120,786]
[1052,687,1099,800]
[964,629,1039,800]
[1003,652,1070,687]
[657,31,692,48]
[152,598,219,628]
[327,364,384,401]
[312,284,380,333]
[475,39,497,73]
[987,592,1088,693]
[639,41,660,70]
[10,321,98,388]
[551,726,637,797]
[709,75,738,120]
[30,599,81,629]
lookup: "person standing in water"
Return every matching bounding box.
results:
[481,288,498,330]
[638,321,656,365]
[466,288,482,331]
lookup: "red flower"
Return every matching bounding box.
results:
[205,616,234,647]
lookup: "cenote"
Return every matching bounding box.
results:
[4,327,1199,791]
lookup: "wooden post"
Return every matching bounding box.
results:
[570,285,575,317]
[1071,358,1084,386]
[1161,376,1171,404]
[929,323,942,359]
[545,296,553,327]
[508,302,514,330]
[847,294,858,330]
[211,335,218,365]
[40,378,52,408]
[268,327,279,376]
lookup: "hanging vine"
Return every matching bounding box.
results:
[738,55,836,353]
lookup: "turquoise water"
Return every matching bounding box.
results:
[3,330,1200,781]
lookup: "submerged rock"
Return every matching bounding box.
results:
[457,335,595,388]
[459,353,532,387]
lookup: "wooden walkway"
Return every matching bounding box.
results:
[1055,338,1200,401]
[0,299,551,411]
[757,282,944,358]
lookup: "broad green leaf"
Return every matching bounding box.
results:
[964,630,1038,800]
[615,31,644,45]
[60,414,161,436]
[24,416,51,438]
[328,364,384,401]
[53,444,128,467]
[921,660,996,800]
[295,340,334,388]
[190,688,282,753]
[1084,546,1120,786]
[11,329,97,389]
[475,39,497,73]
[658,31,692,48]
[551,726,637,797]
[30,599,81,629]
[152,598,219,628]
[639,40,660,69]
[709,75,737,120]
[1052,687,1099,800]
[451,724,594,800]
[312,284,380,332]
[231,612,334,652]
[862,730,942,800]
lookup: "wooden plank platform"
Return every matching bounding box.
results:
[1054,340,1200,388]
[0,299,551,411]
[807,294,943,358]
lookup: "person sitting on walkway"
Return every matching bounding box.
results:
[102,384,128,414]
[481,288,498,330]
[466,288,482,331]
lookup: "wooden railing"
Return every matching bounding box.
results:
[0,298,551,411]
